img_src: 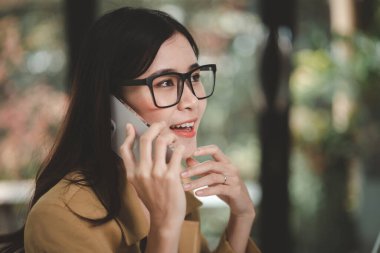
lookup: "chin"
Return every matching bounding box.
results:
[182,149,194,159]
[179,139,197,159]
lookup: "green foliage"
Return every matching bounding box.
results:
[290,32,380,253]
[291,33,380,160]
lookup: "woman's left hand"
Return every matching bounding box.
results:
[181,145,255,218]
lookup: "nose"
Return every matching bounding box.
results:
[177,81,198,110]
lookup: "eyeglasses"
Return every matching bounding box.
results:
[121,64,217,108]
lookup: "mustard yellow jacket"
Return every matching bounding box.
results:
[24,174,261,253]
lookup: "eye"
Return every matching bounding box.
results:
[191,73,201,82]
[155,78,176,88]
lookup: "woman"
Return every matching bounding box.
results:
[0,7,260,253]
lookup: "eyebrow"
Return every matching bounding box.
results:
[149,63,200,77]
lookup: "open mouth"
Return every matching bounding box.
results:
[170,121,195,132]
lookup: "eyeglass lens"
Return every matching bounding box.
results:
[151,66,215,107]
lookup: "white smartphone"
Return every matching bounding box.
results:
[110,95,173,161]
[110,95,149,159]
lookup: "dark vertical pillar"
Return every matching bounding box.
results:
[64,0,97,92]
[355,0,376,33]
[258,0,295,252]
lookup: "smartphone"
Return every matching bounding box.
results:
[110,95,172,161]
[110,95,149,159]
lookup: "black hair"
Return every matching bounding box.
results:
[0,7,199,252]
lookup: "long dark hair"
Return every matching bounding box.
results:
[0,7,199,252]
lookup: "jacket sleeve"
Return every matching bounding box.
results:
[24,203,123,253]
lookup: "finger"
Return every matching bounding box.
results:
[138,122,167,166]
[185,157,199,167]
[120,123,136,170]
[181,160,227,178]
[182,157,206,183]
[195,184,230,197]
[153,133,177,173]
[183,173,226,191]
[168,144,186,173]
[193,145,230,163]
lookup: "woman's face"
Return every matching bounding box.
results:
[123,33,207,158]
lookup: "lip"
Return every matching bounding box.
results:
[170,118,197,138]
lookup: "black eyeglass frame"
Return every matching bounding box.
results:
[120,64,217,108]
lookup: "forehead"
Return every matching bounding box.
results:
[139,33,198,78]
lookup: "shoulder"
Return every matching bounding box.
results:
[29,174,107,219]
[24,175,123,253]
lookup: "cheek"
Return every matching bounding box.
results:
[130,95,174,125]
[123,87,152,110]
[124,88,164,123]
[198,100,207,120]
[140,109,173,125]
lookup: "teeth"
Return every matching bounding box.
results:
[171,122,195,129]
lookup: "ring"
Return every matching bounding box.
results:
[223,174,227,185]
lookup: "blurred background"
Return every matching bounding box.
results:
[1,0,380,252]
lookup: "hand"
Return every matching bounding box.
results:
[181,145,255,218]
[119,122,187,230]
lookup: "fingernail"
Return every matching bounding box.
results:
[183,183,191,189]
[181,171,189,177]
